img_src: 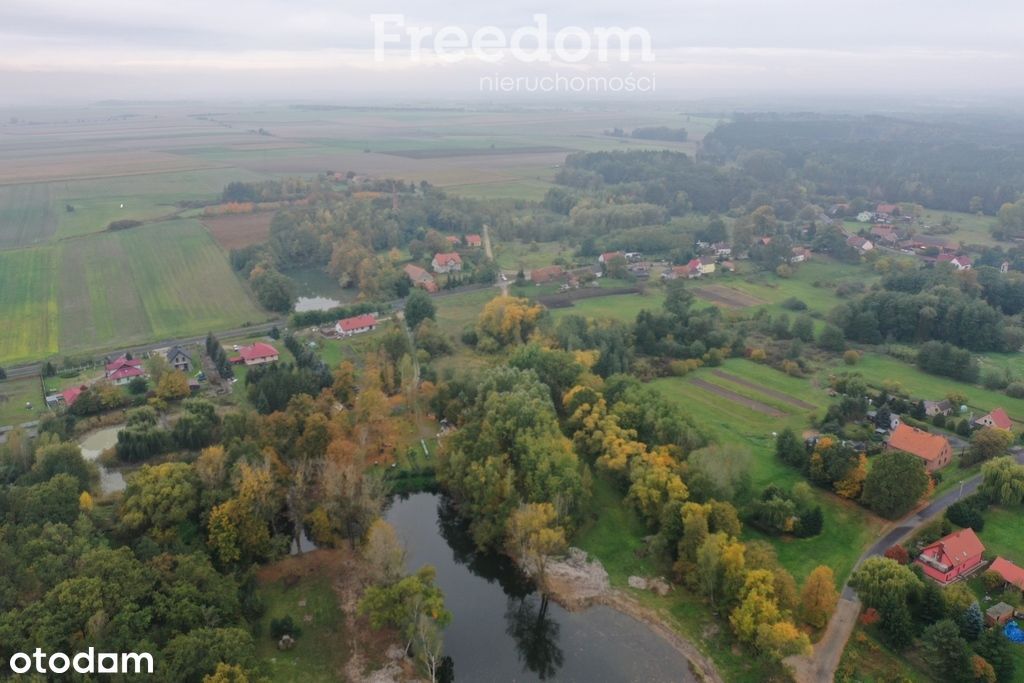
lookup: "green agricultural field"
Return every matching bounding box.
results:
[829,354,1024,427]
[56,220,266,355]
[724,259,878,315]
[434,287,499,331]
[0,246,59,364]
[651,359,884,583]
[549,290,666,323]
[917,209,1002,247]
[0,376,46,427]
[494,240,569,271]
[0,183,57,248]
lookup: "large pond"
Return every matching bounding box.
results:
[79,426,127,494]
[385,492,697,683]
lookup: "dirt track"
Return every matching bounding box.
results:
[709,370,817,410]
[689,378,786,416]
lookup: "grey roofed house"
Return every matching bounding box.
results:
[166,345,193,373]
[923,400,953,417]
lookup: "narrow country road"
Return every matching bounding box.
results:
[788,444,1024,682]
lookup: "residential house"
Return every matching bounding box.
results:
[445,235,461,247]
[876,203,899,217]
[232,342,279,366]
[465,234,482,248]
[404,263,438,293]
[916,528,985,584]
[790,247,812,263]
[846,235,874,252]
[989,557,1024,592]
[431,252,463,274]
[923,400,954,418]
[61,385,86,407]
[165,345,192,373]
[974,407,1012,430]
[937,253,973,271]
[335,313,377,337]
[598,251,624,265]
[712,242,732,257]
[686,258,704,278]
[886,423,953,471]
[985,602,1015,627]
[105,356,144,386]
[531,265,566,284]
[870,225,899,244]
[699,256,716,274]
[856,211,874,223]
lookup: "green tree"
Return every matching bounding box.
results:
[980,457,1024,505]
[404,288,437,329]
[975,627,1016,682]
[964,427,1014,466]
[774,428,807,470]
[861,451,930,518]
[849,557,922,609]
[921,619,974,683]
[119,462,200,538]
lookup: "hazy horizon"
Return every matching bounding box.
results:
[3,0,1024,106]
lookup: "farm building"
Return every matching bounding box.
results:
[530,265,565,284]
[432,252,462,274]
[232,343,279,366]
[886,423,952,471]
[989,557,1024,592]
[105,356,144,385]
[404,263,438,293]
[165,345,192,373]
[974,407,1012,430]
[916,528,985,584]
[336,313,377,337]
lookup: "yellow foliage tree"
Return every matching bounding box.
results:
[834,454,867,499]
[800,565,838,628]
[730,569,780,644]
[475,296,545,349]
[505,503,568,588]
[756,620,811,660]
[156,370,190,401]
[626,447,688,526]
[78,490,94,512]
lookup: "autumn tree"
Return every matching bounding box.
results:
[474,296,545,351]
[364,520,407,584]
[119,462,199,542]
[800,566,838,628]
[156,370,191,401]
[964,427,1014,466]
[505,503,568,594]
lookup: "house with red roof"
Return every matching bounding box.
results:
[974,407,1012,430]
[886,423,952,472]
[598,251,624,265]
[231,342,279,366]
[846,235,874,252]
[869,225,899,244]
[530,265,566,284]
[404,263,438,293]
[989,557,1024,592]
[916,528,985,584]
[937,253,973,271]
[876,203,900,216]
[105,356,145,386]
[465,234,482,248]
[335,313,377,337]
[431,252,462,274]
[61,385,86,407]
[445,235,461,246]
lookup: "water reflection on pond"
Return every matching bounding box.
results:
[385,492,697,683]
[78,426,127,494]
[294,295,342,313]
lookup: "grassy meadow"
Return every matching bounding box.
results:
[0,246,60,363]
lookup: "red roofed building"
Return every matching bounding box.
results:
[916,528,985,584]
[990,557,1024,591]
[432,252,462,274]
[876,203,899,216]
[598,251,623,264]
[937,253,973,271]
[975,407,1012,430]
[886,423,952,472]
[105,356,145,385]
[530,265,566,284]
[403,263,438,293]
[335,313,377,337]
[465,234,482,248]
[445,235,461,246]
[62,385,86,406]
[233,342,279,366]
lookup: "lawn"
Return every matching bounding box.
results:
[917,209,1002,248]
[433,287,499,332]
[56,220,267,356]
[650,359,885,584]
[0,246,60,364]
[549,290,666,323]
[493,240,569,272]
[977,506,1024,563]
[0,376,46,428]
[0,183,57,248]
[829,354,1024,428]
[254,572,347,682]
[725,259,878,316]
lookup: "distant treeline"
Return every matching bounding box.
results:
[222,178,313,204]
[700,114,1024,214]
[291,302,383,327]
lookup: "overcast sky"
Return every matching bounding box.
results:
[2,0,1023,104]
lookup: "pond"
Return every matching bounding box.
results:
[294,295,343,313]
[285,266,356,313]
[79,426,127,495]
[385,492,697,683]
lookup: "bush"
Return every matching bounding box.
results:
[269,616,301,640]
[781,297,807,311]
[1006,382,1024,398]
[945,501,985,531]
[843,350,860,366]
[982,367,1010,390]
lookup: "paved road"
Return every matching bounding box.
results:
[790,444,1024,681]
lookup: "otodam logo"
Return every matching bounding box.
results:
[4,648,154,675]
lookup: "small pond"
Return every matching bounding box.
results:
[79,426,127,494]
[385,492,697,682]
